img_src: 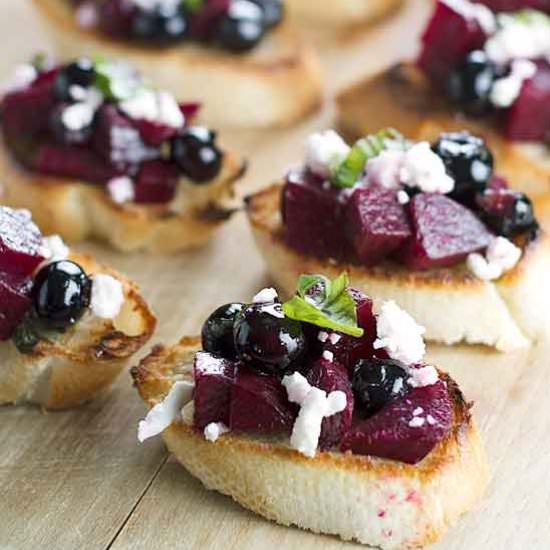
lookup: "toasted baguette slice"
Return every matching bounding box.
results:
[0,139,245,253]
[337,64,550,199]
[32,0,323,128]
[287,0,403,27]
[246,183,550,352]
[132,336,488,549]
[0,252,156,409]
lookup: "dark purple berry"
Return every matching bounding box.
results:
[202,302,245,359]
[216,0,266,52]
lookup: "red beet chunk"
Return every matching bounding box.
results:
[346,187,412,265]
[306,357,353,450]
[0,275,32,340]
[341,379,453,464]
[282,170,350,260]
[504,62,550,142]
[132,118,178,147]
[418,1,487,82]
[35,142,121,183]
[134,160,179,203]
[190,0,230,38]
[230,368,296,433]
[474,0,550,12]
[98,0,136,37]
[179,102,201,122]
[193,352,237,430]
[399,193,493,270]
[0,206,45,279]
[488,174,509,192]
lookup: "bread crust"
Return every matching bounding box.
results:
[287,0,403,27]
[0,138,245,252]
[337,63,550,199]
[32,0,324,128]
[132,337,488,549]
[245,183,550,352]
[0,252,156,409]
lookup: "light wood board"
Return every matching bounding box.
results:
[1,1,549,549]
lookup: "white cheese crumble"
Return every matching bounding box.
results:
[329,333,341,345]
[252,287,278,303]
[61,103,96,131]
[392,377,404,395]
[397,190,410,205]
[305,130,350,179]
[137,380,194,442]
[413,407,424,416]
[107,176,135,204]
[75,1,99,28]
[120,89,184,129]
[440,0,497,34]
[408,365,439,388]
[195,351,226,375]
[90,274,125,319]
[374,301,426,365]
[366,149,406,190]
[39,235,70,263]
[408,416,425,428]
[467,236,522,281]
[490,60,537,108]
[204,422,230,443]
[322,350,334,362]
[317,331,329,343]
[1,64,37,93]
[282,372,346,458]
[133,0,181,11]
[427,414,437,425]
[485,13,550,65]
[262,303,285,319]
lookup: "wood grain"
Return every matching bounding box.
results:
[1,1,549,549]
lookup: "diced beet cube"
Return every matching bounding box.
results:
[341,378,453,464]
[0,275,32,340]
[98,0,136,37]
[418,1,487,82]
[474,0,550,12]
[346,187,412,265]
[179,102,201,122]
[504,62,550,142]
[193,352,237,430]
[132,118,178,147]
[230,368,296,433]
[35,142,121,183]
[189,0,230,38]
[282,170,350,260]
[0,206,45,279]
[133,160,179,204]
[487,174,509,192]
[306,357,353,450]
[398,193,493,270]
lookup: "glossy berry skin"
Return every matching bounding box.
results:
[53,58,96,101]
[49,104,93,146]
[352,357,409,416]
[202,302,245,359]
[233,302,306,375]
[131,4,188,44]
[251,0,283,28]
[216,0,266,52]
[32,261,92,330]
[171,126,223,182]
[432,132,493,204]
[447,50,497,115]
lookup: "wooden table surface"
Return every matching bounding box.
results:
[1,2,549,549]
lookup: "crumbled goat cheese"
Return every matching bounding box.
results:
[90,274,125,319]
[262,303,285,319]
[427,415,437,426]
[322,350,334,362]
[229,0,263,19]
[97,60,142,100]
[467,236,522,281]
[400,142,455,194]
[75,1,99,28]
[392,377,404,395]
[283,372,346,458]
[408,365,439,388]
[110,125,159,165]
[317,331,329,343]
[120,89,184,128]
[138,381,194,442]
[305,130,350,179]
[195,351,226,375]
[374,301,426,365]
[252,287,278,303]
[39,234,70,264]
[107,176,135,204]
[204,422,230,443]
[329,333,341,345]
[408,416,426,428]
[413,407,424,416]
[441,0,497,34]
[397,190,410,205]
[133,0,181,11]
[485,13,550,65]
[490,60,537,108]
[1,64,37,93]
[366,149,406,190]
[61,102,96,131]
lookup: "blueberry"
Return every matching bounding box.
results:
[32,261,92,330]
[131,4,188,44]
[202,302,245,358]
[171,126,223,182]
[53,57,96,101]
[447,50,497,115]
[49,104,93,145]
[217,0,266,52]
[352,357,409,415]
[250,0,283,28]
[233,302,306,375]
[432,131,493,204]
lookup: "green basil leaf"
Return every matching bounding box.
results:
[183,0,204,13]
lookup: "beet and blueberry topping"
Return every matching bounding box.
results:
[0,205,124,352]
[418,0,550,142]
[72,0,283,52]
[0,55,224,205]
[138,273,458,465]
[281,128,539,281]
